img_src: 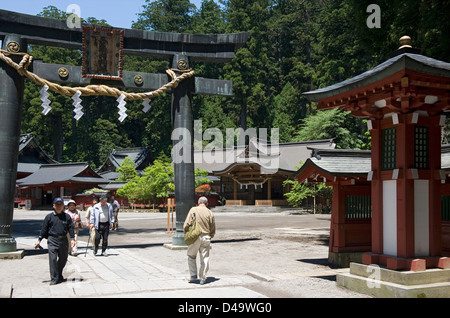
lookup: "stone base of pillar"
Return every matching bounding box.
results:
[163,243,188,250]
[0,237,23,259]
[0,237,17,254]
[328,251,364,268]
[168,230,188,249]
[362,252,450,271]
[0,250,24,260]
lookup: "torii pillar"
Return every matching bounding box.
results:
[303,37,450,271]
[0,35,26,257]
[170,54,195,247]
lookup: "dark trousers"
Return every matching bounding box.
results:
[94,222,110,253]
[48,236,68,283]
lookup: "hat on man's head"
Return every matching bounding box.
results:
[53,197,64,204]
[67,199,76,206]
[100,195,108,201]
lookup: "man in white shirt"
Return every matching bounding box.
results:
[89,195,114,256]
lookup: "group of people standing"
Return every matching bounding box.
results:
[35,195,120,285]
[34,195,216,288]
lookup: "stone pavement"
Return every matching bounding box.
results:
[4,236,266,298]
[0,210,369,299]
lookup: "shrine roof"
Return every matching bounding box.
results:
[17,133,58,174]
[99,181,128,191]
[296,145,450,182]
[294,148,372,181]
[17,162,109,186]
[194,139,336,175]
[97,147,152,174]
[303,53,450,102]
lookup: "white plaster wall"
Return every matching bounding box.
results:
[414,179,429,256]
[383,180,397,256]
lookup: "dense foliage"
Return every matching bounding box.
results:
[20,0,450,168]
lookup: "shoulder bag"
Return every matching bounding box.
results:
[184,211,202,245]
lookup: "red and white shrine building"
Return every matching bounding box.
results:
[300,38,450,271]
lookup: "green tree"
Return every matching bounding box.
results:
[141,156,175,206]
[283,179,332,213]
[190,0,227,34]
[294,108,369,149]
[116,157,138,181]
[345,0,450,64]
[283,179,311,208]
[223,0,275,130]
[272,82,300,142]
[195,167,210,189]
[132,0,196,32]
[116,178,142,209]
[116,156,175,209]
[91,118,132,167]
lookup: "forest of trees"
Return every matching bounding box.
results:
[19,0,450,168]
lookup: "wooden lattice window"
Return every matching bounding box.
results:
[442,196,450,221]
[414,126,429,169]
[382,127,396,170]
[345,195,372,219]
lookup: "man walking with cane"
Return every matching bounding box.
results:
[35,197,76,285]
[89,195,114,256]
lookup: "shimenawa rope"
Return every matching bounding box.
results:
[0,49,194,101]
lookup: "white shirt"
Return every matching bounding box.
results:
[99,204,109,223]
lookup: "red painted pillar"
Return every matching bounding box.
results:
[370,118,383,256]
[330,182,345,253]
[396,113,415,259]
[428,115,442,257]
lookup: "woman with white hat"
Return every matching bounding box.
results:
[65,199,83,256]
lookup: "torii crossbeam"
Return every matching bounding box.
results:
[0,9,248,253]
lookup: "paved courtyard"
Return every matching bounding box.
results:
[0,208,369,299]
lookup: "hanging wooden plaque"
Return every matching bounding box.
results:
[82,26,124,80]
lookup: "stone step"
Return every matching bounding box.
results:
[349,262,450,285]
[336,262,450,298]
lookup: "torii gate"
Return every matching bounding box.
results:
[0,9,248,254]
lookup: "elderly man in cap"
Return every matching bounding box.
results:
[35,197,76,285]
[89,195,114,256]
